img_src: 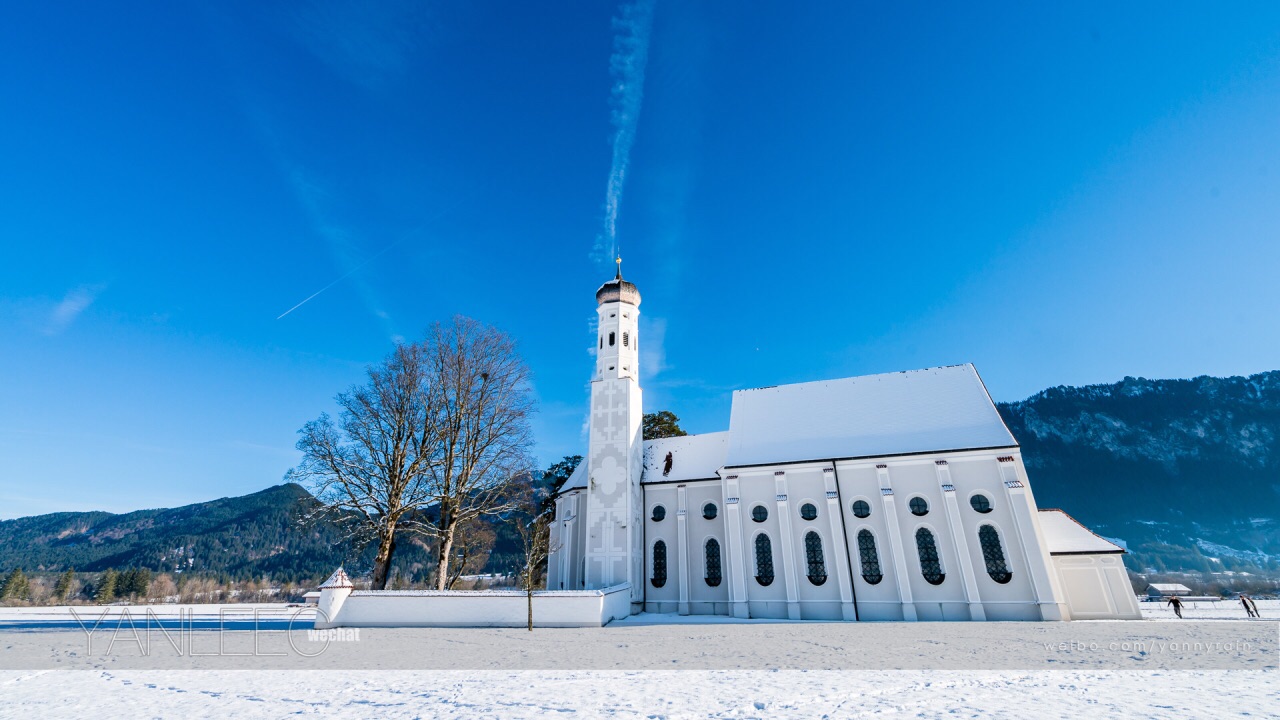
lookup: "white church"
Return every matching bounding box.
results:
[546,269,1142,622]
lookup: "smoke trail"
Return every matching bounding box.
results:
[595,0,657,267]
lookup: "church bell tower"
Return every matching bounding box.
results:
[583,260,644,607]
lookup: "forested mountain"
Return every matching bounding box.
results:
[999,370,1280,575]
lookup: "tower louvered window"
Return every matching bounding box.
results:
[979,525,1012,584]
[704,538,722,587]
[754,534,774,586]
[916,527,945,585]
[857,529,883,584]
[804,531,827,586]
[623,331,629,347]
[651,540,667,588]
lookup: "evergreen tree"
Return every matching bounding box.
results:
[132,567,152,598]
[541,455,583,495]
[54,568,75,600]
[1,568,30,601]
[642,411,688,440]
[96,568,118,603]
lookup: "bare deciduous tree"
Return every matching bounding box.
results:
[515,484,560,631]
[291,342,440,590]
[423,317,535,590]
[443,516,496,589]
[291,316,535,591]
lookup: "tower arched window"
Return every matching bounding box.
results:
[608,332,615,347]
[651,540,667,588]
[704,538,722,587]
[804,531,827,586]
[916,527,945,585]
[623,331,629,347]
[754,534,774,586]
[979,525,1012,584]
[857,529,883,584]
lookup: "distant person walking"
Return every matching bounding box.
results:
[1247,596,1261,618]
[1167,595,1184,619]
[1241,596,1257,618]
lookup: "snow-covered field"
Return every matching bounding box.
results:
[0,601,1275,718]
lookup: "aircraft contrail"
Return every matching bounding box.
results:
[276,196,474,320]
[595,0,657,266]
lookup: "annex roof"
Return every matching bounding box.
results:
[560,461,588,492]
[641,432,730,484]
[724,364,1016,468]
[1037,509,1126,555]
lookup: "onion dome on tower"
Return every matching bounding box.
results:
[596,257,642,307]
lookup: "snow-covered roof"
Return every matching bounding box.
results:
[642,432,729,483]
[1037,510,1126,555]
[319,567,355,589]
[1147,583,1192,593]
[560,461,587,492]
[724,364,1016,467]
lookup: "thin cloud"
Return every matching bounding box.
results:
[593,0,657,268]
[289,0,434,90]
[45,285,103,335]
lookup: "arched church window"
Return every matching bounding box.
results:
[857,529,883,584]
[979,525,1012,584]
[754,534,774,586]
[804,531,827,586]
[704,538,722,587]
[916,527,945,585]
[702,502,717,520]
[909,496,929,516]
[851,500,871,518]
[970,494,992,513]
[622,331,629,347]
[651,505,666,522]
[651,540,667,588]
[751,505,768,523]
[608,332,615,346]
[799,503,818,521]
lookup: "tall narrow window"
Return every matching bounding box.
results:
[979,525,1013,584]
[651,540,667,588]
[916,527,945,585]
[704,538,722,587]
[804,531,827,585]
[754,534,774,586]
[608,331,615,346]
[857,529,883,584]
[623,331,629,347]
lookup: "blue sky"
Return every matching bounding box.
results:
[3,2,1279,518]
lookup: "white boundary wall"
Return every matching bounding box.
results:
[315,583,632,629]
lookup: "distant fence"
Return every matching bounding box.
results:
[315,583,631,629]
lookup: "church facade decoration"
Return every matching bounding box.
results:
[548,271,1142,621]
